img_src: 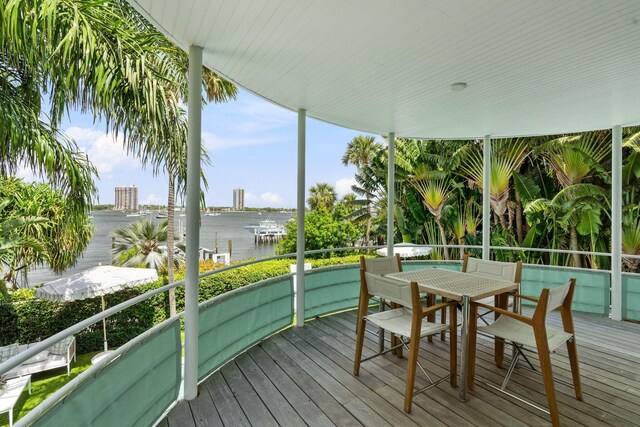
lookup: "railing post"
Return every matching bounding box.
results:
[184,44,202,400]
[482,135,491,260]
[387,132,395,255]
[611,125,622,321]
[295,109,306,326]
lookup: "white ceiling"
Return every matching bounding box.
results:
[130,0,640,139]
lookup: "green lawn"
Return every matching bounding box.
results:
[0,352,98,427]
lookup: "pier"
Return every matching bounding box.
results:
[253,228,285,244]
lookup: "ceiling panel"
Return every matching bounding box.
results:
[131,0,640,138]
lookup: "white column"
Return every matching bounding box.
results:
[387,133,396,255]
[611,125,622,321]
[295,109,306,327]
[482,135,491,260]
[184,45,202,400]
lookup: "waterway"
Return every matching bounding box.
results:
[27,210,294,285]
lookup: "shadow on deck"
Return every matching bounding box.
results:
[162,310,640,426]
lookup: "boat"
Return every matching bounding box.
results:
[155,212,168,219]
[244,219,286,234]
[204,212,221,217]
[244,219,286,243]
[126,213,141,217]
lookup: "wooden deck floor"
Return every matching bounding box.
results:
[161,310,640,427]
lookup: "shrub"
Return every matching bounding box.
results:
[0,255,361,353]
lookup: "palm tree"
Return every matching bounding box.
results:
[411,167,454,260]
[308,183,337,211]
[3,0,237,312]
[456,138,529,236]
[342,135,382,245]
[110,219,184,270]
[532,132,610,267]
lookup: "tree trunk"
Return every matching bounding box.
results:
[436,218,450,260]
[365,195,372,246]
[515,200,523,246]
[167,170,176,317]
[498,212,508,231]
[570,226,581,268]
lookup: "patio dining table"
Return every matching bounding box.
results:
[386,267,518,401]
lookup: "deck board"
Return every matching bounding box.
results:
[164,310,640,427]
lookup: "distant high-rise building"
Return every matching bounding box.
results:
[233,188,245,210]
[115,185,139,211]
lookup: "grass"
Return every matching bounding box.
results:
[0,352,98,427]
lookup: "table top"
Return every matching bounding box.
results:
[0,376,30,412]
[387,268,517,301]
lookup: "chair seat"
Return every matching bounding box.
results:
[478,315,573,352]
[365,308,449,338]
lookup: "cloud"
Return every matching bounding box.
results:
[65,126,138,178]
[245,191,285,207]
[335,177,357,197]
[231,99,296,133]
[15,166,39,183]
[143,193,165,205]
[202,131,279,151]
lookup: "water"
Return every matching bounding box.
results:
[27,210,294,285]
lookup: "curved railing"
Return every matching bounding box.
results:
[1,245,638,426]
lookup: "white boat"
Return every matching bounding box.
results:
[155,212,168,219]
[244,219,286,234]
[126,213,142,217]
[204,212,221,217]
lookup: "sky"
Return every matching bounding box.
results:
[20,89,379,209]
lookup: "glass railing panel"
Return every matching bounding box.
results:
[622,273,640,321]
[303,265,360,319]
[31,319,181,427]
[521,266,610,315]
[198,276,293,382]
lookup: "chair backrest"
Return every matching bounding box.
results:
[532,278,576,324]
[546,281,572,312]
[363,271,413,308]
[361,254,402,275]
[462,255,522,283]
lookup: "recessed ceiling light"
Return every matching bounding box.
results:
[450,82,468,92]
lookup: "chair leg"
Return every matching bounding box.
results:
[390,302,402,357]
[427,294,435,343]
[566,337,583,401]
[353,296,369,376]
[440,300,447,341]
[494,293,507,368]
[450,302,458,388]
[403,327,421,413]
[467,303,478,390]
[534,329,560,427]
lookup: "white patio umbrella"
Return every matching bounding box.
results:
[35,265,158,352]
[376,243,433,258]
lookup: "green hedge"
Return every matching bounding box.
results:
[0,255,362,353]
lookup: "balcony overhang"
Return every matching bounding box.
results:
[130,0,640,138]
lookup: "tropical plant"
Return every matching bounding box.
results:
[342,135,382,245]
[110,219,184,270]
[456,138,529,231]
[2,0,238,313]
[308,183,337,211]
[276,207,360,257]
[411,167,454,259]
[0,177,93,288]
